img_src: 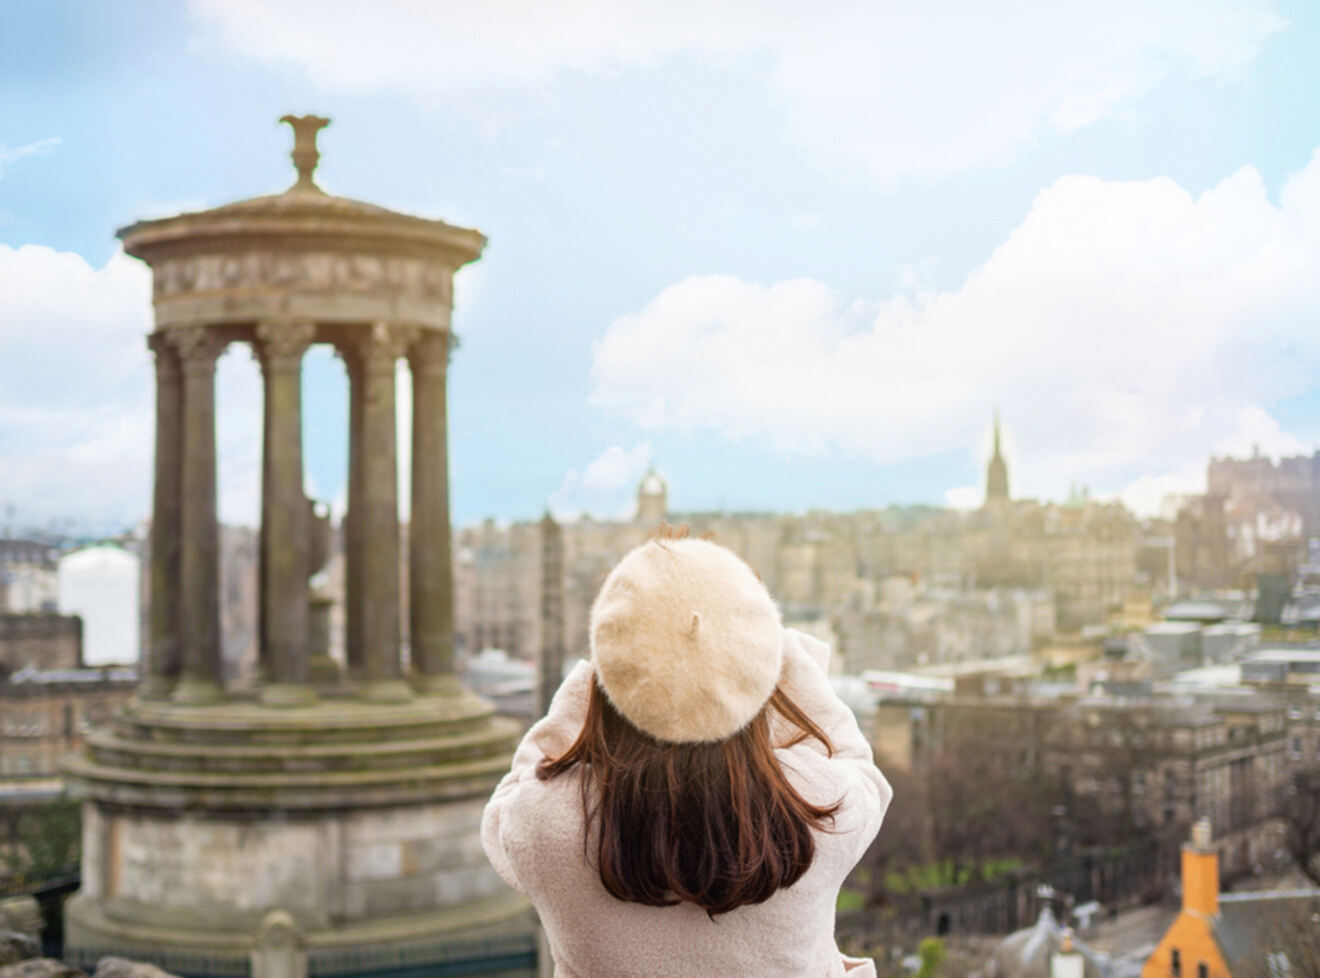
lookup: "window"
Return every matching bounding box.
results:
[1171,948,1181,976]
[1197,964,1208,978]
[1290,706,1302,720]
[1293,738,1303,760]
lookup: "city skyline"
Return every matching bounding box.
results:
[5,1,1320,534]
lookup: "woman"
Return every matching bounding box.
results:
[481,533,892,977]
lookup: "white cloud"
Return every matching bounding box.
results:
[0,245,265,532]
[591,152,1320,507]
[0,138,60,179]
[0,245,153,531]
[1117,404,1313,516]
[549,443,654,520]
[185,0,1283,186]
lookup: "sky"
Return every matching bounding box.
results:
[3,0,1320,534]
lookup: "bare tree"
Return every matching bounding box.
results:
[853,760,931,906]
[924,707,1053,884]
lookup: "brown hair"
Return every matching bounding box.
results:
[537,679,840,917]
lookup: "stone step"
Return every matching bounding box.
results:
[107,693,502,748]
[61,751,515,812]
[83,722,517,775]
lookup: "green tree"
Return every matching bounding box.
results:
[2,797,81,884]
[916,938,945,978]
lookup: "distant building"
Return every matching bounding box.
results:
[57,544,140,667]
[985,413,1010,507]
[0,613,82,672]
[1172,447,1318,593]
[874,684,1287,876]
[1142,819,1320,977]
[1208,447,1320,536]
[636,468,668,526]
[0,665,136,776]
[0,538,60,614]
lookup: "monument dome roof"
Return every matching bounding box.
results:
[118,115,485,266]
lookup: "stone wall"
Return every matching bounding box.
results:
[79,799,506,934]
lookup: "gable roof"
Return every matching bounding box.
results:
[1213,890,1320,975]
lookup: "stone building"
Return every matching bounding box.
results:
[1047,697,1287,873]
[0,613,82,672]
[872,685,1287,878]
[636,469,668,526]
[1208,447,1320,536]
[0,666,135,777]
[56,544,140,667]
[0,538,60,614]
[1170,448,1318,593]
[1176,494,1233,590]
[985,414,1010,507]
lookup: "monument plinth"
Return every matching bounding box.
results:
[62,117,530,973]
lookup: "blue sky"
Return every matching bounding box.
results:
[3,0,1320,533]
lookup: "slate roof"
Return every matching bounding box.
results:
[1214,890,1320,975]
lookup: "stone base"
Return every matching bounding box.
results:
[61,687,528,975]
[65,889,536,975]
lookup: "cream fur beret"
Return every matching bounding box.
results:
[589,537,783,743]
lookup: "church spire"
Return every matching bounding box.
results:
[985,409,1009,506]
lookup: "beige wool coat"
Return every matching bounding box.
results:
[481,629,893,977]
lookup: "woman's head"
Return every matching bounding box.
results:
[538,527,839,916]
[537,677,838,917]
[588,532,785,743]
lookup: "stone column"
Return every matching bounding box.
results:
[340,347,366,679]
[407,331,459,694]
[256,322,316,706]
[143,332,182,700]
[171,326,226,704]
[354,323,412,702]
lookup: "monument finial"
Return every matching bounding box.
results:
[280,114,331,192]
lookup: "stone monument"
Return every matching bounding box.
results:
[62,117,530,974]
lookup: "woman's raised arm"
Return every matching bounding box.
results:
[480,659,593,893]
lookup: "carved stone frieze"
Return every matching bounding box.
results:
[152,251,453,302]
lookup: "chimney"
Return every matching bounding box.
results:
[1181,817,1219,917]
[1051,928,1084,978]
